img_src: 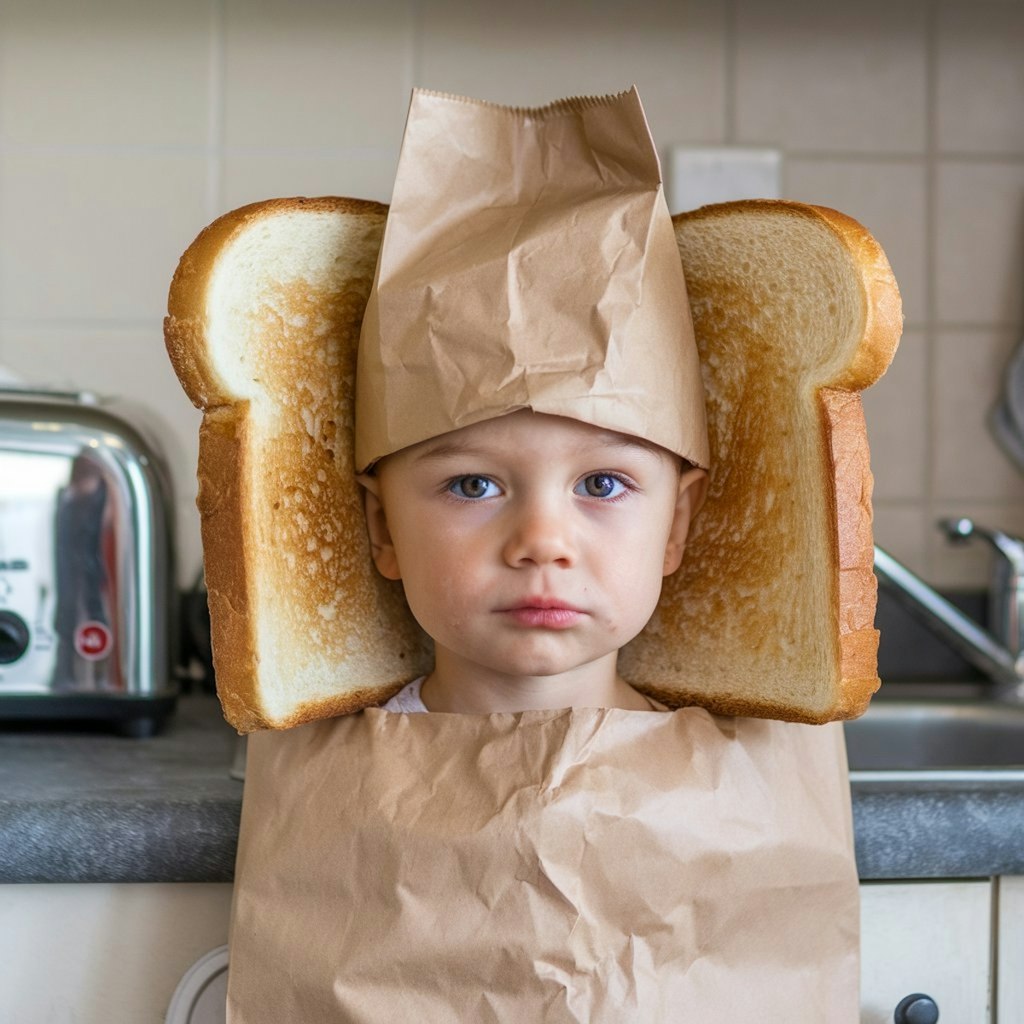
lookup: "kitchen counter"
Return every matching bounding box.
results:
[2,694,1022,883]
[1,695,241,883]
[851,771,1024,878]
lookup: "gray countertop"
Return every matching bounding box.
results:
[1,695,242,884]
[851,771,1024,879]
[2,694,1022,883]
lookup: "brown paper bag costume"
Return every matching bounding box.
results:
[230,709,859,1022]
[163,87,902,1021]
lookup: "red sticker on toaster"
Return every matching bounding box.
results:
[75,621,112,661]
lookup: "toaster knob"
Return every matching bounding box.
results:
[0,610,30,664]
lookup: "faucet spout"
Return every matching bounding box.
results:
[873,546,1022,698]
[939,518,1024,574]
[937,518,1024,662]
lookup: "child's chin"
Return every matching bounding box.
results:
[479,650,609,680]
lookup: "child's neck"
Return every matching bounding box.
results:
[420,650,654,713]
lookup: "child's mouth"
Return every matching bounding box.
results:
[500,602,584,629]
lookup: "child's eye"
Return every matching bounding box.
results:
[574,474,627,499]
[448,475,500,500]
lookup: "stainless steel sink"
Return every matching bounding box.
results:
[844,686,1024,772]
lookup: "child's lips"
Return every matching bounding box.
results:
[498,599,585,629]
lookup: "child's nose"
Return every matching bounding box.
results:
[502,499,577,568]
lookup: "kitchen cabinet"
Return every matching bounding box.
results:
[860,879,993,1022]
[0,882,232,1023]
[4,878,1021,1021]
[998,876,1024,1020]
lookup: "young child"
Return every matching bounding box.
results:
[226,87,861,1023]
[352,85,711,720]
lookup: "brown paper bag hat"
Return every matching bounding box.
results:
[355,87,709,472]
[165,89,902,733]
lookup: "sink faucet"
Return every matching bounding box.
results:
[873,519,1024,702]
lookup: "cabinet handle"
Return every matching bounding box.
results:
[894,992,939,1024]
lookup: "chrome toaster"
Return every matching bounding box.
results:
[0,387,177,736]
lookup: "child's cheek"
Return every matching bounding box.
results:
[402,545,478,632]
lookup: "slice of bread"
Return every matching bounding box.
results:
[620,201,901,722]
[166,198,433,733]
[166,197,900,732]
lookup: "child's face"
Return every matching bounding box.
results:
[359,410,706,691]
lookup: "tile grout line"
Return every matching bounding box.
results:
[989,876,1000,1024]
[410,0,422,94]
[774,150,1024,165]
[207,0,227,221]
[723,0,737,144]
[0,142,1018,164]
[0,318,164,332]
[923,0,939,579]
[0,2,5,342]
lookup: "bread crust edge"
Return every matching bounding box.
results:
[165,197,393,732]
[669,201,900,720]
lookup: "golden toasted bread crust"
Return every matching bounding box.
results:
[811,203,899,716]
[823,387,882,718]
[810,204,904,392]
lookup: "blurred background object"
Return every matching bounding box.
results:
[0,387,178,733]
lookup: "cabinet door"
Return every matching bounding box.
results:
[998,876,1024,1021]
[0,882,233,1023]
[860,880,992,1023]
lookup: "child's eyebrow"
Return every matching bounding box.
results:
[599,436,664,460]
[412,441,491,464]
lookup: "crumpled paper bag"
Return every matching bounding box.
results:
[227,707,859,1022]
[355,86,709,472]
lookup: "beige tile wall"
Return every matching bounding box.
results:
[0,0,1021,589]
